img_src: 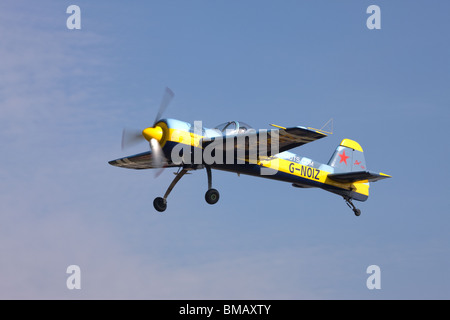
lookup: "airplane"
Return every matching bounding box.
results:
[109,88,391,216]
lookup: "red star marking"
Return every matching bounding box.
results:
[339,150,349,165]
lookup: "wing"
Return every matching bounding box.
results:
[276,126,328,152]
[328,171,391,183]
[108,151,179,170]
[201,126,327,158]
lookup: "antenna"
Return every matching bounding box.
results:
[307,118,333,135]
[319,118,333,135]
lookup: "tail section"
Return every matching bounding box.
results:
[326,139,391,216]
[328,139,367,172]
[327,138,391,202]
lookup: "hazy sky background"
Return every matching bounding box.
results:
[0,1,449,299]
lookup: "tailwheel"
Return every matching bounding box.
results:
[205,189,220,205]
[344,196,361,217]
[153,197,167,212]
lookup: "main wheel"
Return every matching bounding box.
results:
[205,189,220,205]
[153,197,167,212]
[354,209,361,217]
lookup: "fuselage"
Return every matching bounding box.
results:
[157,118,369,202]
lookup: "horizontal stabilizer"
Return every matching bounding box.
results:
[328,171,391,183]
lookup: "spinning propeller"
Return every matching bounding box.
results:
[121,87,175,176]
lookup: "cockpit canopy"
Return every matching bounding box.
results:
[214,121,253,135]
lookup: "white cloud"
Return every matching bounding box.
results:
[0,205,352,299]
[0,2,109,141]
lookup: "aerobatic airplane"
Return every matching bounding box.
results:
[109,88,390,216]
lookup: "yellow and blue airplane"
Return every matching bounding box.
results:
[109,88,391,216]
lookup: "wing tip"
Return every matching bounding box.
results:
[270,123,287,129]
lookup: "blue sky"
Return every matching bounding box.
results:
[0,1,449,299]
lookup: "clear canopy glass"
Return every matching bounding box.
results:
[214,121,253,134]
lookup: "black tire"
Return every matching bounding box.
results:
[354,209,361,217]
[205,189,220,205]
[153,197,167,212]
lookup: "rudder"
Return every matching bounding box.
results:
[328,139,367,172]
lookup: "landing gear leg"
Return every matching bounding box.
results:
[153,168,189,212]
[344,196,361,217]
[205,166,219,205]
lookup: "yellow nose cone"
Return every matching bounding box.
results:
[142,126,163,142]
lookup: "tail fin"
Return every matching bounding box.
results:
[327,139,391,202]
[328,139,367,172]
